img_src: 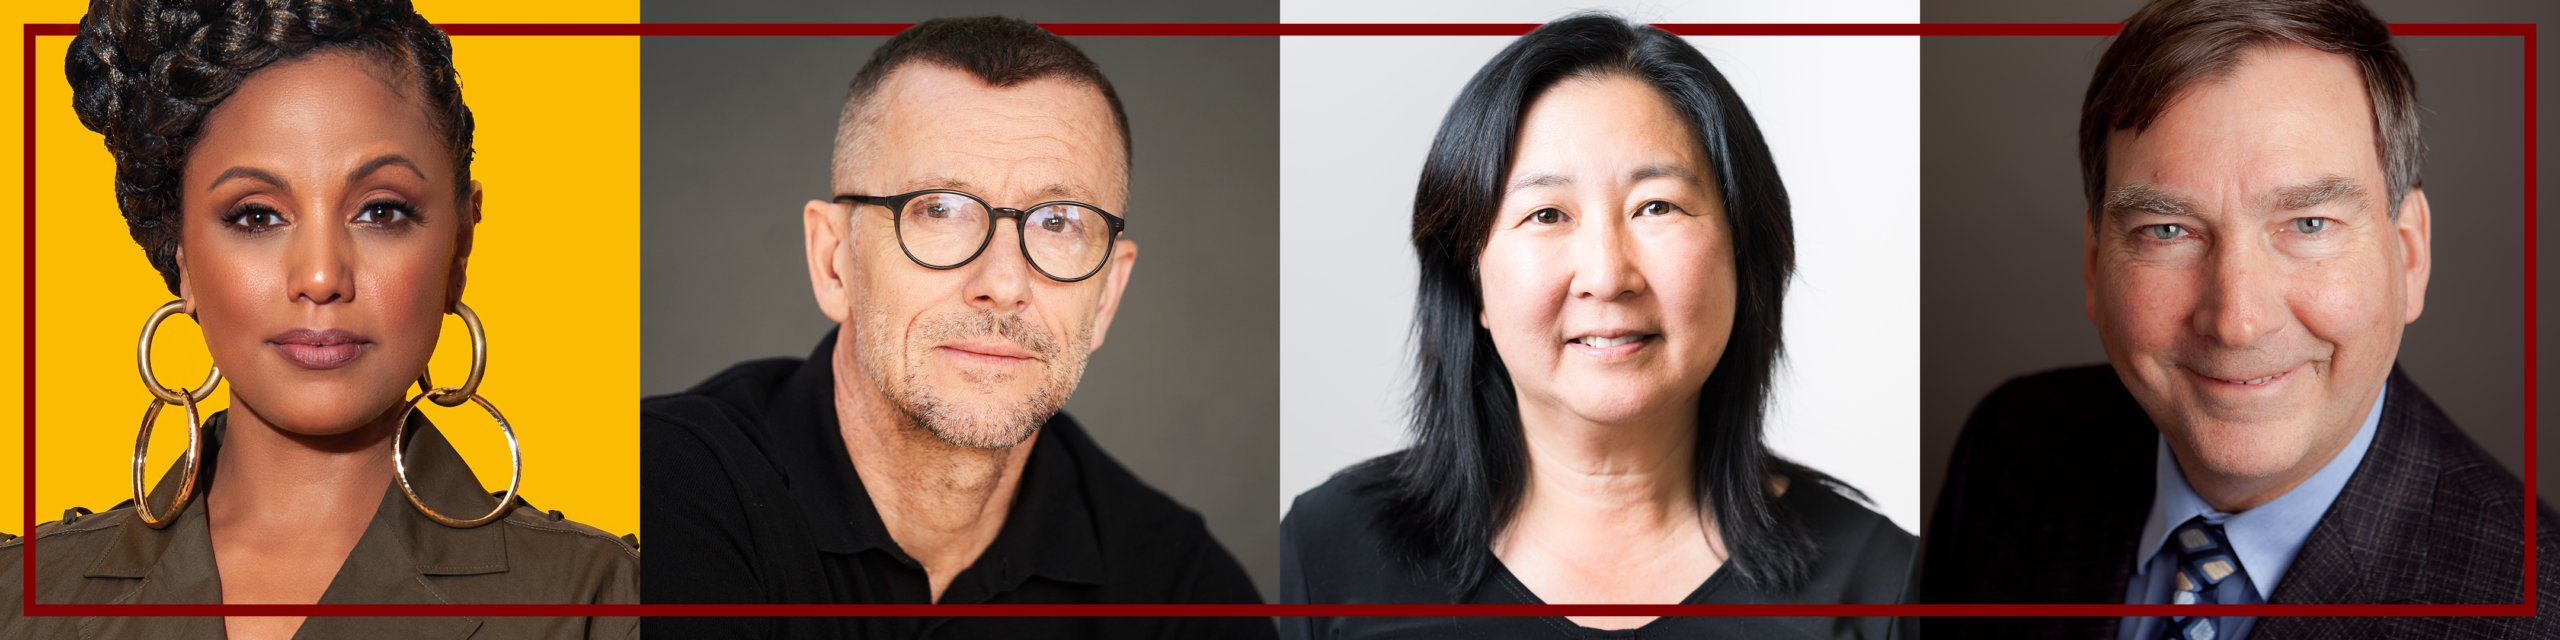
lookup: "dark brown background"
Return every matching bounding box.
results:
[1920,0,2556,544]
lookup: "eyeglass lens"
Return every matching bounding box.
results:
[896,192,1113,278]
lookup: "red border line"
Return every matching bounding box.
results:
[32,603,2531,617]
[20,20,38,614]
[13,21,2540,619]
[373,23,2521,37]
[16,22,2529,38]
[2520,23,2542,606]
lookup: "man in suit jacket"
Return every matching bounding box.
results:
[1924,0,2560,638]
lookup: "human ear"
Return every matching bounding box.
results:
[446,181,482,311]
[806,199,856,323]
[2082,210,2100,326]
[175,245,194,315]
[1081,238,1140,351]
[2396,187,2432,324]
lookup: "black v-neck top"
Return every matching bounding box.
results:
[1281,456,1917,639]
[642,330,1273,639]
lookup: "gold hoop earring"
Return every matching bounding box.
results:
[134,300,220,529]
[415,302,485,408]
[395,303,520,528]
[138,300,220,404]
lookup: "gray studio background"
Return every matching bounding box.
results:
[1921,0,2554,544]
[640,1,1280,599]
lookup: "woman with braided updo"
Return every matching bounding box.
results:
[0,1,638,638]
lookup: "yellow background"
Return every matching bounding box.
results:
[4,0,640,538]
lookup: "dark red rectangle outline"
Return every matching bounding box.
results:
[16,21,2537,619]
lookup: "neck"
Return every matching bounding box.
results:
[1504,393,1708,556]
[833,339,1032,603]
[203,395,402,639]
[1495,393,1721,629]
[2173,425,2360,515]
[205,396,401,530]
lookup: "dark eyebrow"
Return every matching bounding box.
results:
[1505,173,1571,195]
[208,167,291,193]
[345,154,427,190]
[1628,163,1701,184]
[2270,176,2366,211]
[2102,183,2198,219]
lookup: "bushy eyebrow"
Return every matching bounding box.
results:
[2102,182,2197,218]
[2104,177,2368,222]
[2270,176,2365,211]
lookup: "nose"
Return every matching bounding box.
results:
[2190,236,2282,348]
[961,215,1034,313]
[1569,218,1646,303]
[284,223,355,305]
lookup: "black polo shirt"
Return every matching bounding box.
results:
[643,330,1273,639]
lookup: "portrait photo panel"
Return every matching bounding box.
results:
[1918,0,2542,547]
[637,26,1283,601]
[1279,32,1923,534]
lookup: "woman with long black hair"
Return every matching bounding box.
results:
[1282,14,1914,638]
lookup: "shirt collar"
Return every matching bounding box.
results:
[2134,380,2385,600]
[770,329,1108,589]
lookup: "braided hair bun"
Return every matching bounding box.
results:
[67,0,474,294]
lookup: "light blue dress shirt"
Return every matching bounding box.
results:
[2116,382,2384,640]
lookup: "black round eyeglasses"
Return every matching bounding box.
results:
[834,189,1127,282]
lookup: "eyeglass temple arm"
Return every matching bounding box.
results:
[834,195,890,206]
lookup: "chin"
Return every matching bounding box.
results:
[231,381,408,436]
[1556,389,1668,425]
[912,400,1046,449]
[2167,416,2319,480]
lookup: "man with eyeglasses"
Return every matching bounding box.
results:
[642,17,1272,639]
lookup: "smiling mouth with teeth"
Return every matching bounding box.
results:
[2214,372,2283,386]
[1570,335,1651,348]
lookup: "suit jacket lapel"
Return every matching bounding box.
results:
[2258,368,2439,639]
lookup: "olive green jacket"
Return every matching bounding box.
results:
[0,412,639,639]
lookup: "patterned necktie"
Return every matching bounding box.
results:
[2159,516,2262,640]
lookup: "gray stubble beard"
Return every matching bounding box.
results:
[856,298,1092,449]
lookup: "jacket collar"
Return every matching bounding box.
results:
[769,329,1108,591]
[2265,364,2443,606]
[80,409,512,598]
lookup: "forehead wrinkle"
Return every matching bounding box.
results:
[2103,182,2198,219]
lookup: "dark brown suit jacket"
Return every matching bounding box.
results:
[0,411,641,639]
[1924,364,2559,638]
